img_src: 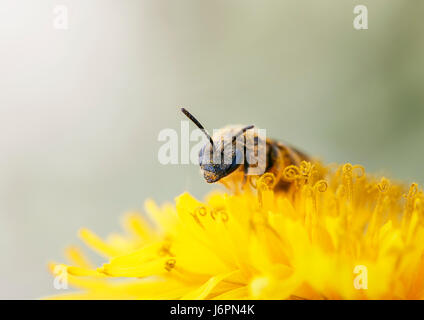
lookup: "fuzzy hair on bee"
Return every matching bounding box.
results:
[181,108,310,190]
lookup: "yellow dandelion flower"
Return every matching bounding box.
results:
[48,161,424,300]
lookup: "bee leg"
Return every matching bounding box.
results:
[241,163,250,190]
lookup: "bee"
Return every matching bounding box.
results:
[181,108,310,190]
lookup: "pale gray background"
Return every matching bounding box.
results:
[0,0,423,299]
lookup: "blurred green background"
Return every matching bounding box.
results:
[0,0,423,299]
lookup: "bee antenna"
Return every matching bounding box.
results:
[232,125,254,143]
[180,108,214,147]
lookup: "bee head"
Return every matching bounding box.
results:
[181,108,254,183]
[198,142,243,183]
